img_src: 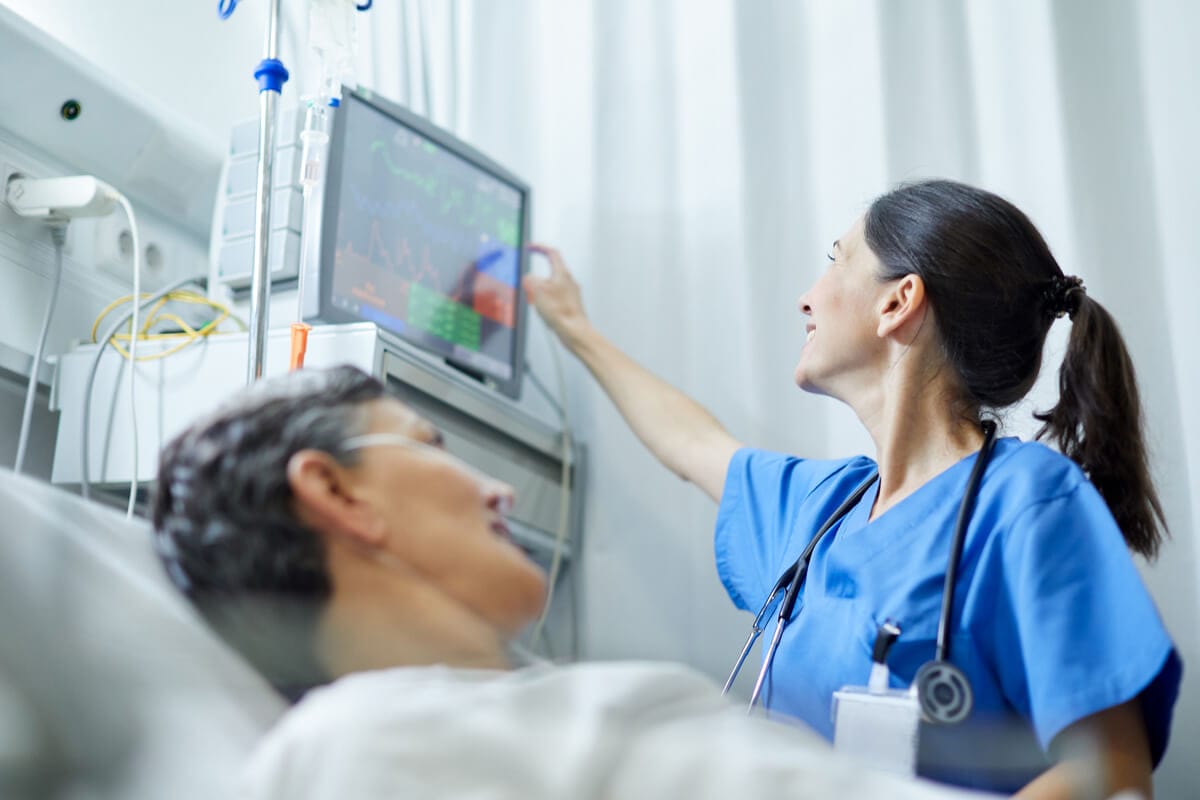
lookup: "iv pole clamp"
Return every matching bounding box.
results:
[246,0,288,383]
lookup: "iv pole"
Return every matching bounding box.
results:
[247,0,288,382]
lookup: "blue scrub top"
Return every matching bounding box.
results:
[715,438,1181,793]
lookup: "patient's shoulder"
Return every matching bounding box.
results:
[242,661,728,797]
[294,660,727,723]
[243,661,946,800]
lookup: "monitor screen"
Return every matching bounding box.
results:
[319,88,530,398]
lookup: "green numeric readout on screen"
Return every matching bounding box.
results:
[408,282,481,351]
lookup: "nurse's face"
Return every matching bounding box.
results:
[346,399,548,636]
[794,216,894,399]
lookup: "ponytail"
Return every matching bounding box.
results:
[864,180,1168,558]
[1033,294,1167,558]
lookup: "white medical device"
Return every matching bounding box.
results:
[4,175,119,220]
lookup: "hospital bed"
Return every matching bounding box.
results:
[0,462,1017,800]
[0,466,285,799]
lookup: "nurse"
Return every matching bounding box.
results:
[524,179,1180,797]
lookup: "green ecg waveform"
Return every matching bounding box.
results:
[371,140,439,195]
[369,139,520,248]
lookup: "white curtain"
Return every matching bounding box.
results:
[359,1,1200,793]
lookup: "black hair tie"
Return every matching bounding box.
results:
[1045,274,1086,320]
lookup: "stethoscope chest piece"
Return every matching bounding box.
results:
[915,659,974,725]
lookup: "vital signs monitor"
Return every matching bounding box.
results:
[316,87,531,399]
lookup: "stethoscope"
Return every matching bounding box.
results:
[722,420,998,726]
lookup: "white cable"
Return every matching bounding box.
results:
[529,338,574,656]
[14,225,67,474]
[114,194,141,517]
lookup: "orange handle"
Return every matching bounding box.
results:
[289,323,312,370]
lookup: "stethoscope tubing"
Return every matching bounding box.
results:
[721,565,794,695]
[724,422,998,714]
[722,474,878,705]
[748,614,789,709]
[933,420,996,663]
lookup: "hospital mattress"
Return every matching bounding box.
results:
[0,467,285,799]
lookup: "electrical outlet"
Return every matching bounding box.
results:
[93,210,207,293]
[140,239,169,290]
[144,241,164,273]
[93,211,134,282]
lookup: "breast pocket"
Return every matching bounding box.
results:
[856,603,942,689]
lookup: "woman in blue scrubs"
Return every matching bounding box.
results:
[525,179,1180,797]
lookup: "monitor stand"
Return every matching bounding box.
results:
[444,358,487,387]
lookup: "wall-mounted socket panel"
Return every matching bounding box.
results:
[0,134,210,383]
[91,210,205,292]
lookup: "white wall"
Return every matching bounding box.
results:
[0,0,300,150]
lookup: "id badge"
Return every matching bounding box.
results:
[830,621,920,776]
[831,685,921,776]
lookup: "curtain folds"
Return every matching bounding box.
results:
[358,3,1198,793]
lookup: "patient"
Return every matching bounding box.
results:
[152,366,984,799]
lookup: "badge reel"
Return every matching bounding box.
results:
[831,622,974,776]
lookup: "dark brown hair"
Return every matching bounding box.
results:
[864,180,1166,558]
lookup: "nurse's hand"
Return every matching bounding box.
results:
[524,244,738,500]
[524,244,592,351]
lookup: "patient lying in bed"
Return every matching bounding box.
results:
[151,366,986,799]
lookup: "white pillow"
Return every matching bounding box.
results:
[0,468,285,800]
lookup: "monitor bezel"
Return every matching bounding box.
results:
[318,85,531,400]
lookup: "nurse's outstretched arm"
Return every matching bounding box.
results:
[525,244,740,503]
[1015,699,1153,800]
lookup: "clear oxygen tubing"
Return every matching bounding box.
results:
[14,225,67,475]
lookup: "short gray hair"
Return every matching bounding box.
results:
[151,365,386,693]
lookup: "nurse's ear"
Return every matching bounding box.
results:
[287,450,388,548]
[877,273,930,344]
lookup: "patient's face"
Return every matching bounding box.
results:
[349,399,547,635]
